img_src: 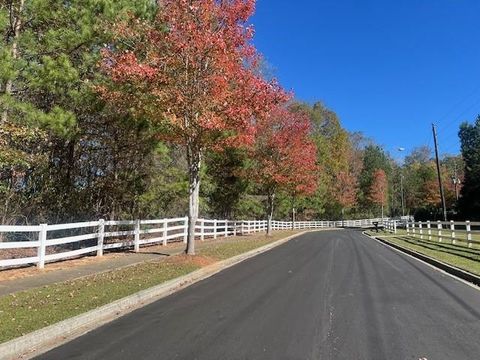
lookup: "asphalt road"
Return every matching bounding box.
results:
[36,230,480,360]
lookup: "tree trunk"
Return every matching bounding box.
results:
[291,194,296,230]
[266,192,275,236]
[291,207,296,230]
[1,0,25,124]
[186,145,201,255]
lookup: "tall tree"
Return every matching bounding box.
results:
[333,170,358,223]
[0,0,156,225]
[458,117,480,219]
[101,0,286,254]
[289,101,351,219]
[249,106,317,235]
[359,145,391,214]
[367,169,388,218]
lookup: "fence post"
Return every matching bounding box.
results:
[393,220,397,234]
[97,219,105,257]
[214,219,217,239]
[134,219,140,252]
[466,221,472,248]
[412,222,416,237]
[37,224,47,269]
[406,222,410,235]
[427,221,431,241]
[233,221,237,237]
[419,222,423,239]
[437,221,442,242]
[225,220,229,238]
[450,220,455,244]
[163,220,168,246]
[200,219,205,241]
[183,217,188,243]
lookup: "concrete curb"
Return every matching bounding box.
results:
[364,232,480,288]
[1,230,315,360]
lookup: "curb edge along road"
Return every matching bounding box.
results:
[1,229,330,360]
[363,231,480,289]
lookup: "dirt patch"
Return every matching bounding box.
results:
[166,254,217,267]
[0,252,127,282]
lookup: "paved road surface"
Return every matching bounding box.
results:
[36,230,480,360]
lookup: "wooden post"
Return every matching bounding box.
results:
[394,220,397,234]
[233,221,237,237]
[134,219,140,252]
[412,222,416,237]
[97,219,105,256]
[450,220,455,244]
[225,220,229,238]
[427,221,431,241]
[200,219,205,241]
[437,221,442,242]
[419,222,423,240]
[214,219,217,239]
[163,220,168,246]
[37,224,47,269]
[466,221,472,248]
[406,222,410,235]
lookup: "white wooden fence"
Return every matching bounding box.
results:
[340,218,389,228]
[406,220,480,248]
[0,217,386,270]
[0,218,189,270]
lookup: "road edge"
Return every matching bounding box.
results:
[1,230,317,360]
[363,231,480,288]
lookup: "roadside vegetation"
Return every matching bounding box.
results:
[369,232,480,276]
[0,230,300,343]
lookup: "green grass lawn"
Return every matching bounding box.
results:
[0,230,301,343]
[366,228,480,249]
[372,233,480,276]
[198,230,299,260]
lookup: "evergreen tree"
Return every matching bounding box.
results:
[459,117,480,220]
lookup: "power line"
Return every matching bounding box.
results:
[437,95,480,135]
[436,85,480,130]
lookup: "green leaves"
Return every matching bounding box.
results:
[458,116,480,219]
[27,55,79,95]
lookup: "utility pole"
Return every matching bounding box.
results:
[432,124,448,221]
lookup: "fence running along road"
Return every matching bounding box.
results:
[0,217,387,270]
[406,220,480,248]
[35,230,480,360]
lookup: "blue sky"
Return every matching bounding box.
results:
[251,0,480,160]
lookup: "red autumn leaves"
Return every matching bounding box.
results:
[249,106,318,198]
[100,0,285,149]
[367,169,388,207]
[99,0,318,249]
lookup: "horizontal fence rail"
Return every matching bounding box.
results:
[0,217,385,270]
[406,220,480,248]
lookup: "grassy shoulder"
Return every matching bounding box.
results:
[0,230,301,344]
[372,233,480,276]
